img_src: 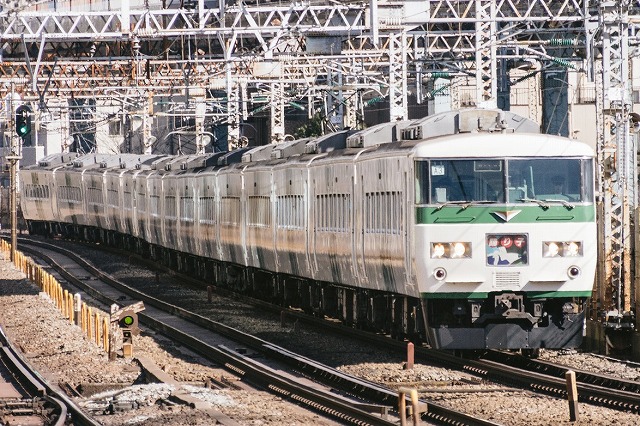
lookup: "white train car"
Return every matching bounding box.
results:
[103,155,152,236]
[272,153,310,279]
[20,108,597,351]
[192,153,226,262]
[243,160,276,272]
[118,155,163,246]
[352,143,414,295]
[411,130,596,349]
[143,158,171,251]
[20,153,78,235]
[216,149,251,267]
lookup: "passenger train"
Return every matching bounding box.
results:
[19,108,597,351]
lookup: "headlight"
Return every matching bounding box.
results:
[431,242,472,259]
[564,242,582,257]
[543,241,582,257]
[544,242,560,257]
[432,243,446,258]
[451,242,467,258]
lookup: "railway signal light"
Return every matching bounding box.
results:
[118,310,138,330]
[15,105,32,138]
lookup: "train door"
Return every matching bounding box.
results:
[358,156,408,293]
[404,166,415,288]
[274,164,307,277]
[165,171,179,250]
[355,170,367,284]
[124,172,137,238]
[308,162,319,279]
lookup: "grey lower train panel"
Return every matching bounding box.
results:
[428,312,585,350]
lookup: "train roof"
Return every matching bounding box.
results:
[400,108,539,141]
[218,147,252,165]
[162,154,214,172]
[346,120,411,148]
[71,153,125,169]
[24,110,581,174]
[236,108,542,166]
[271,137,311,159]
[413,132,594,158]
[242,144,274,163]
[31,153,80,169]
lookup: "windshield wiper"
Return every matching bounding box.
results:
[460,200,497,210]
[435,201,471,211]
[517,197,575,209]
[435,200,495,211]
[540,198,575,209]
[517,198,549,208]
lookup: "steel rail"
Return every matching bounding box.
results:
[17,236,502,426]
[0,326,93,426]
[16,239,397,425]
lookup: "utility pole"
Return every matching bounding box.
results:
[7,84,24,263]
[9,147,18,263]
[475,0,497,109]
[593,0,636,346]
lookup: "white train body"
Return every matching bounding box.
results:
[20,109,596,350]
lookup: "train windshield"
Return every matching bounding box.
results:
[415,158,594,205]
[506,158,593,204]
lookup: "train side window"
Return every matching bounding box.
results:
[315,194,349,233]
[180,196,194,222]
[365,191,403,234]
[149,194,160,216]
[414,161,430,204]
[581,159,594,202]
[199,196,215,224]
[107,188,118,208]
[165,195,177,219]
[248,195,271,227]
[276,195,304,230]
[123,190,133,210]
[87,187,103,205]
[137,191,147,212]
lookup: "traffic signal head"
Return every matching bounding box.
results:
[15,105,32,138]
[118,310,138,330]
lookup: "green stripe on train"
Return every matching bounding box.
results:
[415,205,595,224]
[421,291,593,300]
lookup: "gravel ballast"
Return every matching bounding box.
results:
[2,243,640,425]
[0,255,340,425]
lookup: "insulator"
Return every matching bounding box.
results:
[550,57,576,69]
[428,72,451,79]
[549,38,576,46]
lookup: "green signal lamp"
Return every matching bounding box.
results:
[15,105,32,138]
[118,310,138,329]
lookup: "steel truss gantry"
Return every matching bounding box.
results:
[590,0,637,332]
[0,2,391,145]
[0,1,590,139]
[0,1,589,124]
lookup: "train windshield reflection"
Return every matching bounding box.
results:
[506,158,593,204]
[415,158,594,205]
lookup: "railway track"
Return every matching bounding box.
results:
[282,294,640,415]
[477,350,640,412]
[15,236,501,426]
[0,324,100,426]
[277,304,640,415]
[17,235,640,422]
